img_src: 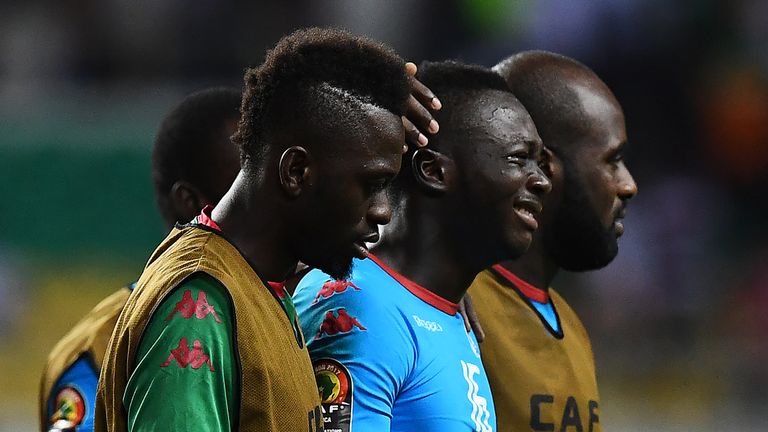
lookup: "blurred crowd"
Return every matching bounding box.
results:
[1,0,766,430]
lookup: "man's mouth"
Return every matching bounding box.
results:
[353,232,380,259]
[513,199,543,231]
[353,242,369,259]
[614,218,625,237]
[613,206,627,237]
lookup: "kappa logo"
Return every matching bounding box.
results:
[166,289,222,323]
[461,360,492,432]
[315,308,367,340]
[313,280,361,304]
[412,315,443,332]
[161,337,215,371]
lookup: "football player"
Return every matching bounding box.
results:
[293,60,551,431]
[95,28,421,432]
[468,50,638,432]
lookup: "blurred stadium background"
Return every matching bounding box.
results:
[1,0,767,430]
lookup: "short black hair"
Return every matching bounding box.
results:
[415,60,510,154]
[389,60,511,198]
[494,50,610,156]
[233,27,411,165]
[152,87,241,225]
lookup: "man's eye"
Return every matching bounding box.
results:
[505,153,527,165]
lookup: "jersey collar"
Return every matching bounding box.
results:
[368,254,459,315]
[196,205,222,231]
[491,264,549,303]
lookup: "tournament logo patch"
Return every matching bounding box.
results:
[314,358,353,432]
[50,386,85,427]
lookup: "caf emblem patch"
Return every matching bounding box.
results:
[50,386,86,426]
[314,358,353,432]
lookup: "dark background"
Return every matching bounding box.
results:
[1,1,766,429]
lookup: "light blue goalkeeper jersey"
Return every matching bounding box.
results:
[293,254,496,432]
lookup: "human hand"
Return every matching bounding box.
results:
[402,62,442,150]
[459,293,485,343]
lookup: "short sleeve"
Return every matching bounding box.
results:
[294,270,416,432]
[45,354,99,432]
[124,273,238,432]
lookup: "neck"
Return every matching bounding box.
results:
[373,199,479,304]
[498,231,559,290]
[211,171,297,282]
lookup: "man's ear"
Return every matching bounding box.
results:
[278,146,311,198]
[411,148,454,196]
[170,181,207,223]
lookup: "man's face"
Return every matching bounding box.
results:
[543,84,638,271]
[295,106,405,280]
[453,93,551,263]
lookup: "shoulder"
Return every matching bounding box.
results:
[137,272,235,359]
[294,259,415,355]
[40,285,131,432]
[294,258,402,315]
[468,269,526,316]
[85,287,133,368]
[43,286,132,391]
[468,268,508,299]
[149,272,232,327]
[90,287,132,317]
[134,272,236,375]
[46,287,130,365]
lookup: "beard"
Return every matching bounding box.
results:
[543,173,619,272]
[292,219,357,281]
[317,254,355,281]
[299,243,355,281]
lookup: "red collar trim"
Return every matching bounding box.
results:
[198,205,221,231]
[368,254,459,315]
[268,281,287,299]
[491,264,549,303]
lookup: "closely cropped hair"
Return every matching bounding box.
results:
[389,60,511,198]
[233,27,411,164]
[494,50,601,153]
[417,60,509,96]
[415,60,510,151]
[152,87,241,225]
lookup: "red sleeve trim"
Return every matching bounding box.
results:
[491,264,549,303]
[367,254,459,316]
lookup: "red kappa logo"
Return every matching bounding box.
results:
[312,280,361,304]
[166,290,222,323]
[315,308,367,340]
[161,337,215,371]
